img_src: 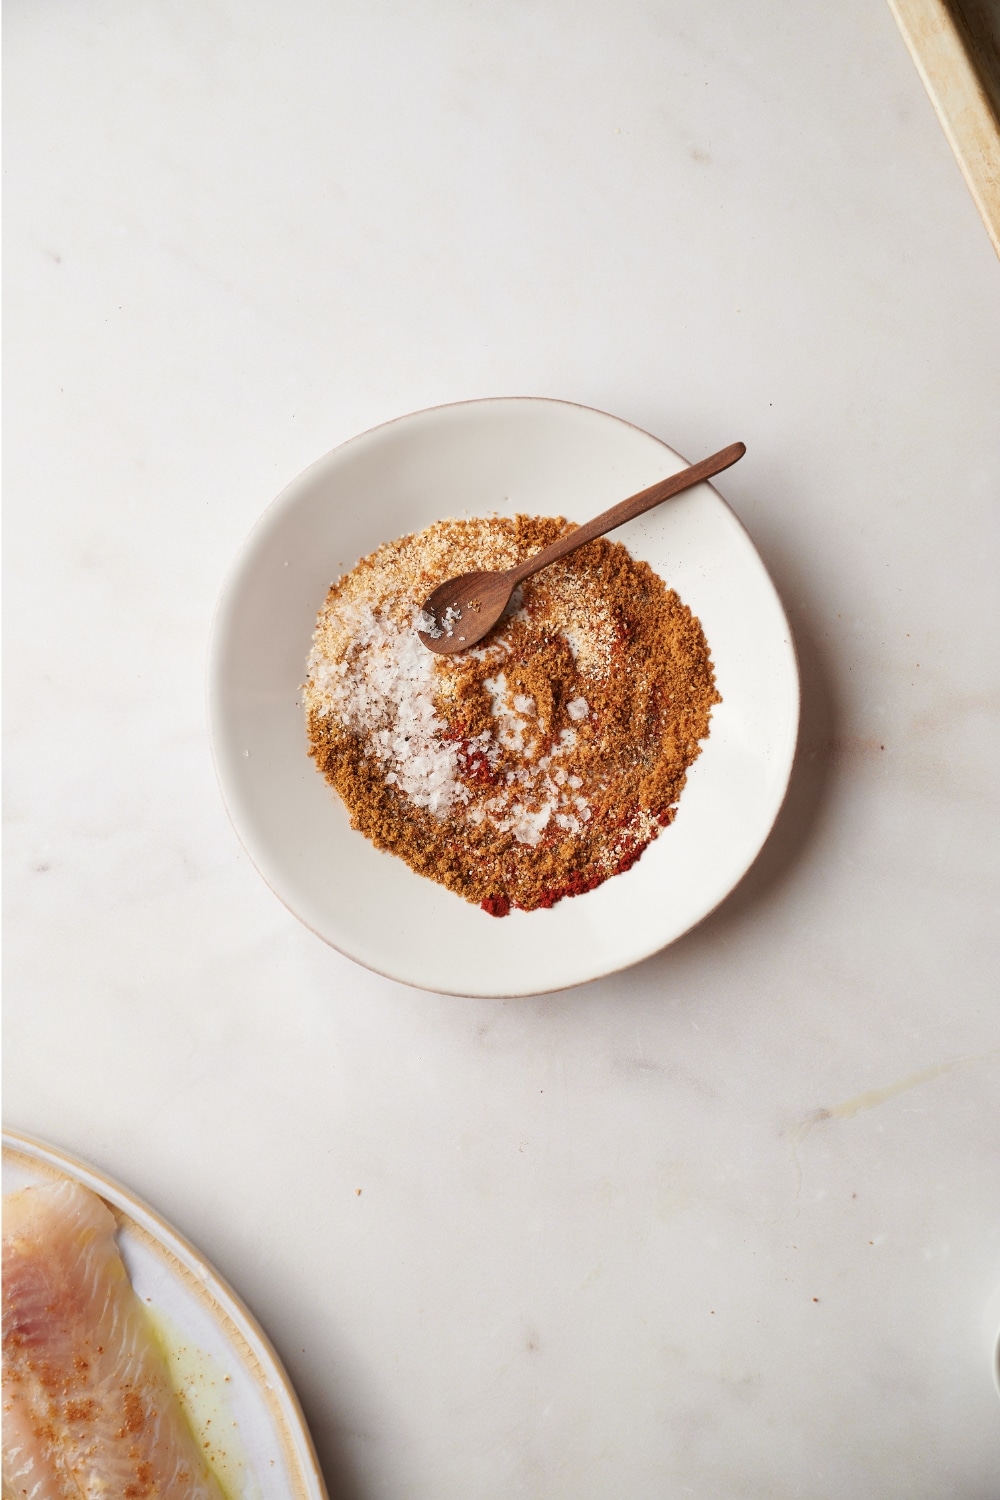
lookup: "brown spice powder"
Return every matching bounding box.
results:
[305,515,720,915]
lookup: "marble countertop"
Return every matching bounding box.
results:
[5,2,999,1495]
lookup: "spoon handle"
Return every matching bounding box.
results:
[507,441,746,586]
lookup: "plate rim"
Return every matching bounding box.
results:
[1,1127,330,1500]
[208,396,800,998]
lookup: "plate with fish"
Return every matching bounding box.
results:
[210,397,799,997]
[2,1129,328,1500]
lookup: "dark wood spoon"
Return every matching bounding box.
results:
[417,441,746,654]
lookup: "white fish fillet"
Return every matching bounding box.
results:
[2,1178,228,1500]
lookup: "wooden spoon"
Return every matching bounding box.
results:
[417,441,746,654]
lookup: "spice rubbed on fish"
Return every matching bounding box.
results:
[2,1178,228,1500]
[305,514,720,915]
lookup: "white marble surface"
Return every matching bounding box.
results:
[4,2,999,1496]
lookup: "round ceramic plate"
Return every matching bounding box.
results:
[2,1131,328,1500]
[209,398,798,997]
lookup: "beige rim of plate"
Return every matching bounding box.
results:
[2,1129,329,1500]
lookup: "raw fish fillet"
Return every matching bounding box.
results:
[2,1178,228,1500]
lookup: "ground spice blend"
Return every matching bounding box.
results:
[305,515,720,915]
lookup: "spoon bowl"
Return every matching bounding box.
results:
[418,569,523,649]
[417,441,745,654]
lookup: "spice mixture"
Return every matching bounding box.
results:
[305,515,720,915]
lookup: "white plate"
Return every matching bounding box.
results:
[2,1131,328,1500]
[209,398,799,997]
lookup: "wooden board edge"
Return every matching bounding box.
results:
[887,0,1000,258]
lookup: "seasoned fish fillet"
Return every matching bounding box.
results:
[2,1178,227,1500]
